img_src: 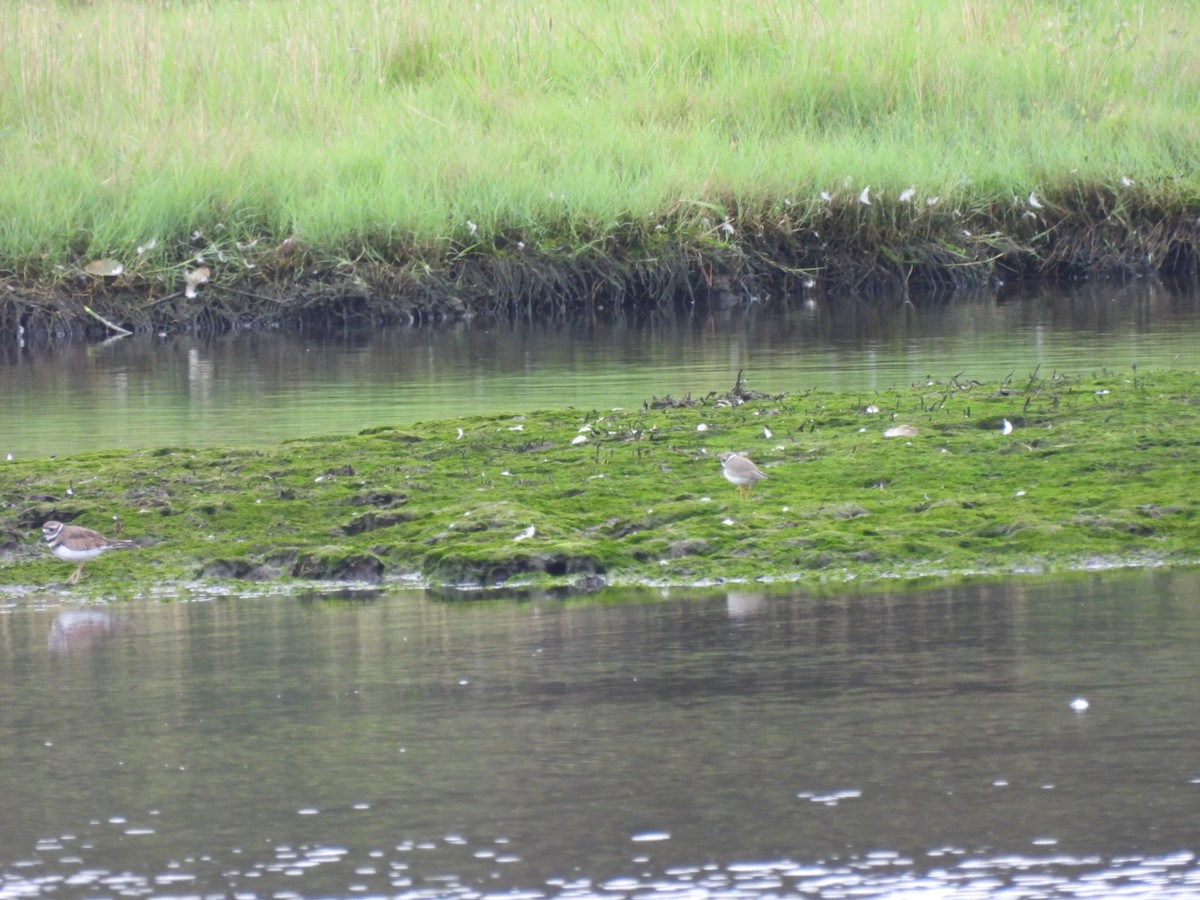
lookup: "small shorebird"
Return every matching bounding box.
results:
[719,451,767,498]
[41,520,137,584]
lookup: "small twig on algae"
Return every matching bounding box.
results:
[83,305,131,337]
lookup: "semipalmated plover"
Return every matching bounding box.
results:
[719,452,767,499]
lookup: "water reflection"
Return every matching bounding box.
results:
[2,280,1200,456]
[47,609,129,654]
[725,589,769,619]
[1,570,1199,897]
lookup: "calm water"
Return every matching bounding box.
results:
[3,279,1200,456]
[5,279,1199,897]
[1,570,1199,898]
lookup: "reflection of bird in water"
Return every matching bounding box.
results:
[41,520,137,584]
[48,610,128,654]
[726,591,769,619]
[719,452,767,498]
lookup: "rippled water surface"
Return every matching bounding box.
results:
[3,280,1200,456]
[2,569,1199,898]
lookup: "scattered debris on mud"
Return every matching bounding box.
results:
[3,369,1198,596]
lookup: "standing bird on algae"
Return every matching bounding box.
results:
[41,520,137,584]
[719,452,767,499]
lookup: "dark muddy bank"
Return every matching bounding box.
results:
[4,200,1199,339]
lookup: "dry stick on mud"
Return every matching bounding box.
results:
[83,305,131,337]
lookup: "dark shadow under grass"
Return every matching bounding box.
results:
[4,192,1199,341]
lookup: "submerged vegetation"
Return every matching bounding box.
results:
[2,0,1200,335]
[2,370,1198,596]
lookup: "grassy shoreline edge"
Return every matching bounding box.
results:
[3,368,1197,598]
[10,199,1200,339]
[4,0,1200,336]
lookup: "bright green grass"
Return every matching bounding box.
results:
[1,0,1198,278]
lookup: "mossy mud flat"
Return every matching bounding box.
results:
[1,369,1198,599]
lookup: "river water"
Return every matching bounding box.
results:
[2,569,1199,898]
[3,281,1200,897]
[2,279,1199,456]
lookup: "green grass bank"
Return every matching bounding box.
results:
[3,0,1200,336]
[3,369,1198,596]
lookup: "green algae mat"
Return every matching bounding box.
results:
[3,369,1198,595]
